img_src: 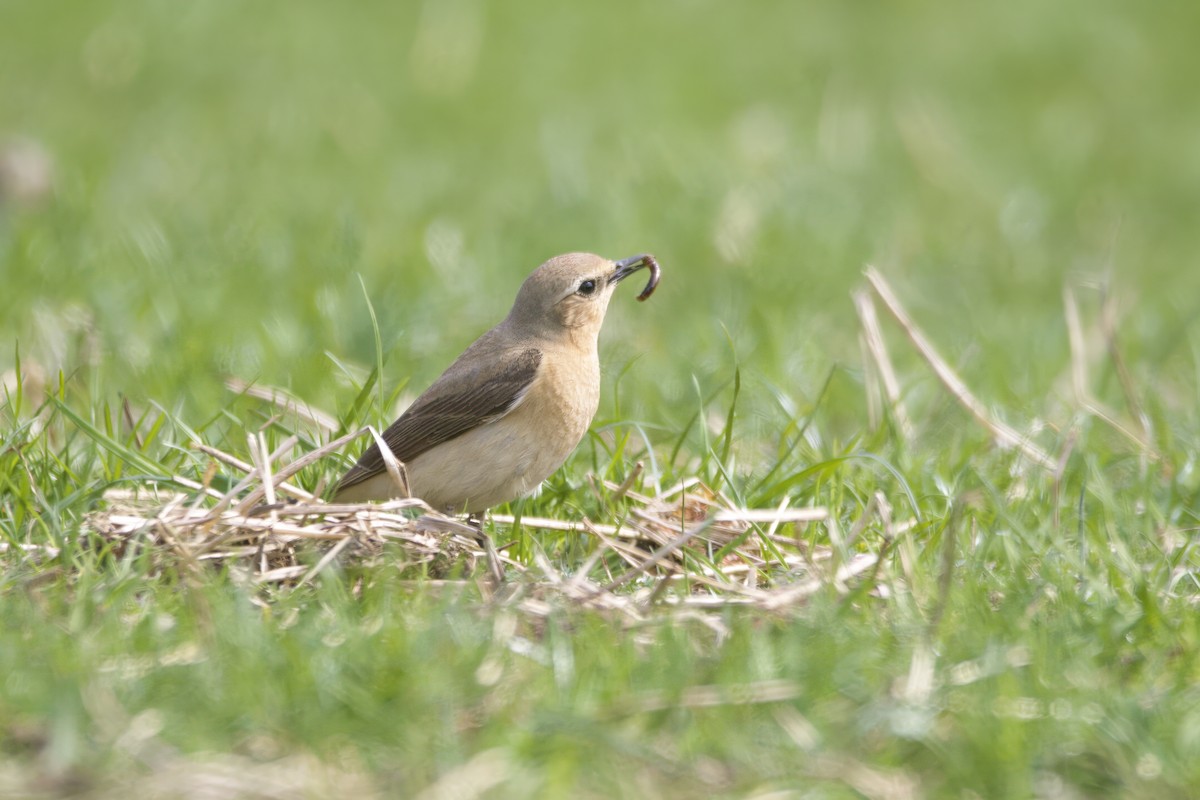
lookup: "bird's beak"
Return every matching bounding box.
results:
[609,253,661,301]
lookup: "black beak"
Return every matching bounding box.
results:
[609,253,661,301]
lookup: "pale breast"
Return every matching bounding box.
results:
[402,348,601,513]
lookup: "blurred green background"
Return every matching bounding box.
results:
[5,0,1198,444]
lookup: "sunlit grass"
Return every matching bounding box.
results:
[4,0,1200,797]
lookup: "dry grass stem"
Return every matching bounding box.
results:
[865,267,1056,469]
[228,426,370,514]
[615,678,804,715]
[68,439,867,616]
[190,442,313,501]
[1100,286,1154,446]
[1064,286,1158,457]
[854,287,914,437]
[367,425,411,499]
[225,376,340,432]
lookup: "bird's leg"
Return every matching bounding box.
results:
[469,513,505,584]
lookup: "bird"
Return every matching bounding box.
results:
[333,251,660,514]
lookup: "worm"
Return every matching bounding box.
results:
[636,254,660,302]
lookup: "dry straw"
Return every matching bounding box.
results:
[81,415,864,615]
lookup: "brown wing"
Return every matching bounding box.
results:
[335,348,542,492]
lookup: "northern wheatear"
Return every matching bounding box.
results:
[334,252,660,513]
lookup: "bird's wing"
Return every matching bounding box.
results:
[335,347,542,492]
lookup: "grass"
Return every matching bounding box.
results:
[3,0,1200,797]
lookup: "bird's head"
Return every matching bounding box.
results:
[507,252,659,340]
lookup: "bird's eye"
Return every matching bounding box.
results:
[577,279,598,296]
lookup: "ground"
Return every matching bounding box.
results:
[2,1,1199,797]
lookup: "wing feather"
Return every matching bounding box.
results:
[335,347,542,492]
